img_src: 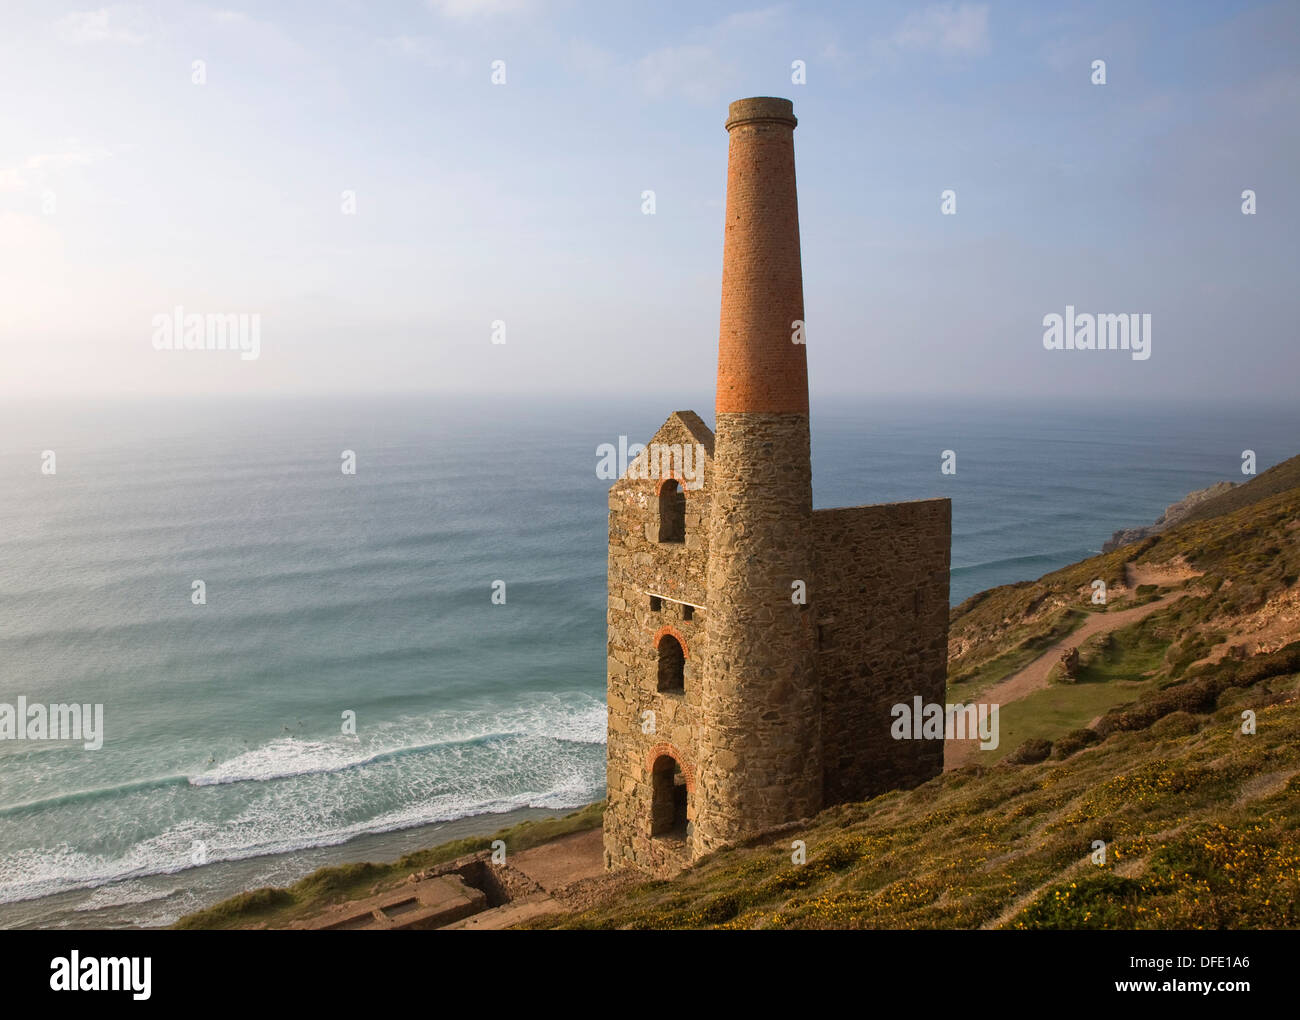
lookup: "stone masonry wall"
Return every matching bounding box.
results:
[696,410,822,853]
[812,498,951,804]
[603,412,712,872]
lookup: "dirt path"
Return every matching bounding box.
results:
[944,593,1185,771]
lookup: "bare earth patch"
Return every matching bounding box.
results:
[1124,555,1203,590]
[1197,583,1300,667]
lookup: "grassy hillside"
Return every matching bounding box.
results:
[949,457,1300,702]
[537,641,1300,929]
[1180,452,1300,526]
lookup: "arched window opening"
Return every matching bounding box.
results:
[658,480,685,543]
[657,634,684,693]
[650,755,688,839]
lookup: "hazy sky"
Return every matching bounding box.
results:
[1,0,1297,402]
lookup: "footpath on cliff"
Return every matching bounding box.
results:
[943,559,1200,771]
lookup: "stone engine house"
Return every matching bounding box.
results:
[604,97,951,874]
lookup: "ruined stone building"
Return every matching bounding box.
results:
[604,98,951,874]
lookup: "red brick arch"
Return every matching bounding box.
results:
[656,474,691,498]
[653,624,689,658]
[645,742,696,794]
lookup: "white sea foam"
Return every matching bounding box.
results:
[0,694,607,909]
[188,693,606,787]
[0,776,600,909]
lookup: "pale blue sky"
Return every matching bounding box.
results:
[1,0,1296,401]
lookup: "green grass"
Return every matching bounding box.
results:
[172,801,605,929]
[1073,616,1171,684]
[989,680,1151,765]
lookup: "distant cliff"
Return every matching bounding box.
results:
[1101,480,1237,552]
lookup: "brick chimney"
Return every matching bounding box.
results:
[696,97,822,852]
[715,96,809,415]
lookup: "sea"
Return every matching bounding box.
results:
[0,394,1295,928]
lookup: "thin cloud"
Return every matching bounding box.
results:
[629,6,781,102]
[425,0,538,19]
[567,36,616,77]
[54,6,149,44]
[835,2,991,77]
[380,34,469,72]
[0,142,113,191]
[890,2,990,56]
[636,44,731,103]
[715,6,785,34]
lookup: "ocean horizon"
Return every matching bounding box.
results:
[1,393,1296,928]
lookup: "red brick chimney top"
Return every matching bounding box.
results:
[715,97,808,415]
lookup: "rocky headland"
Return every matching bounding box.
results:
[1102,480,1237,552]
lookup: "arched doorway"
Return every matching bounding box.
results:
[650,754,688,839]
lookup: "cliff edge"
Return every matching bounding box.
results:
[1102,480,1236,552]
